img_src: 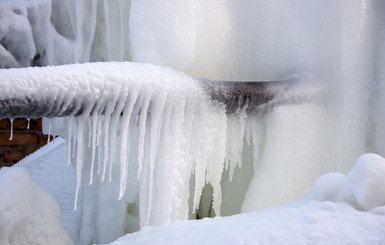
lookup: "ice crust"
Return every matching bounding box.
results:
[0,167,72,245]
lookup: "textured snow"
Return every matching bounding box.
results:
[108,201,385,245]
[0,167,72,245]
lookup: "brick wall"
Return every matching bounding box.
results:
[0,118,54,167]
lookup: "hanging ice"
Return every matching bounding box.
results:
[1,0,385,244]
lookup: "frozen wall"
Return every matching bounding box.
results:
[1,0,385,244]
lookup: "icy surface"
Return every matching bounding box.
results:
[0,167,73,245]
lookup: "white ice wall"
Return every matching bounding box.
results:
[2,0,385,244]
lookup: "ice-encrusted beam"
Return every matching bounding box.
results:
[0,62,320,118]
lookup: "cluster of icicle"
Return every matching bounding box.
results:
[63,64,262,227]
[0,62,262,228]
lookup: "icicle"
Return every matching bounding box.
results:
[67,117,73,165]
[146,92,167,221]
[251,116,262,170]
[119,87,140,199]
[73,116,87,211]
[26,118,30,129]
[87,119,92,148]
[72,120,77,159]
[89,114,98,185]
[9,118,13,140]
[137,91,152,180]
[47,118,52,143]
[109,84,129,182]
[101,98,117,182]
[97,117,103,174]
[84,0,99,62]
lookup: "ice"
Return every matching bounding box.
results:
[310,153,385,211]
[106,155,385,245]
[348,153,385,210]
[1,0,385,244]
[0,167,72,245]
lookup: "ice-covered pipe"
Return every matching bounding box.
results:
[0,62,321,119]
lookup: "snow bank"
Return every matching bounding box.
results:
[311,153,385,211]
[0,167,72,245]
[106,154,385,245]
[107,201,385,245]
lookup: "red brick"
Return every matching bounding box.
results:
[3,150,28,163]
[0,133,38,146]
[12,118,29,129]
[0,119,8,129]
[37,118,43,131]
[39,134,54,145]
[0,162,15,168]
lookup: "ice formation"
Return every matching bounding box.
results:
[107,153,385,244]
[0,167,72,245]
[1,0,385,244]
[310,153,385,211]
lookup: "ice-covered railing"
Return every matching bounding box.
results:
[0,62,322,227]
[0,63,320,118]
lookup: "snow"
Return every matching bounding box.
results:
[107,153,385,245]
[15,137,81,244]
[0,167,73,245]
[107,201,385,245]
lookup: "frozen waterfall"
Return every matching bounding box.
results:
[1,0,385,244]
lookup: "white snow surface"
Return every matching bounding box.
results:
[0,166,73,245]
[108,201,385,245]
[107,153,385,245]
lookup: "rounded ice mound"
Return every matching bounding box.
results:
[347,153,385,210]
[310,153,385,211]
[310,172,353,203]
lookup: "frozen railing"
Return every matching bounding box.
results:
[0,63,321,119]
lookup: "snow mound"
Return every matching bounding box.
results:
[106,199,385,245]
[310,153,385,210]
[0,167,73,245]
[105,154,385,245]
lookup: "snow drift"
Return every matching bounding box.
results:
[106,153,385,245]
